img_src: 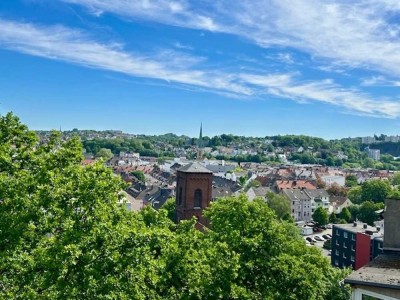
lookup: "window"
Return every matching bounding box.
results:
[344,231,348,238]
[351,255,355,262]
[178,187,183,206]
[334,259,339,266]
[336,230,340,236]
[352,234,356,241]
[343,253,347,259]
[351,244,355,251]
[194,189,202,208]
[335,249,339,256]
[343,242,347,249]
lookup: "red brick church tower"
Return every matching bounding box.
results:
[175,162,212,227]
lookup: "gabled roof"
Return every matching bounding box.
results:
[282,189,311,201]
[178,162,212,174]
[304,189,329,199]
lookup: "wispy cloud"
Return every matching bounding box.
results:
[0,18,249,95]
[63,0,220,31]
[240,74,400,118]
[174,42,193,50]
[1,18,400,118]
[62,0,400,77]
[361,75,400,87]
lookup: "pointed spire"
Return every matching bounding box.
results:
[199,122,203,140]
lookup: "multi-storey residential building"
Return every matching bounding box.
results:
[367,148,381,161]
[306,189,330,213]
[282,189,312,222]
[362,136,376,144]
[282,188,329,221]
[331,223,383,270]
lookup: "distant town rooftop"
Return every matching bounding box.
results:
[345,253,400,290]
[178,162,212,174]
[333,223,384,236]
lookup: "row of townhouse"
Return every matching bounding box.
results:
[281,188,330,222]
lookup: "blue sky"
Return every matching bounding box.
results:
[1,1,400,139]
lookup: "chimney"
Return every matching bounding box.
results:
[353,221,357,227]
[384,198,400,252]
[363,224,368,229]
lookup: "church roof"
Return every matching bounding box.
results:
[178,162,212,174]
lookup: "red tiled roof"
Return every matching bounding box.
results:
[276,180,316,190]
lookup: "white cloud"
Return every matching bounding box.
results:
[240,74,400,118]
[63,0,220,31]
[360,75,400,87]
[62,0,400,77]
[1,18,400,118]
[0,19,248,95]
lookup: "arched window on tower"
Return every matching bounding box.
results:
[194,189,202,208]
[178,187,183,206]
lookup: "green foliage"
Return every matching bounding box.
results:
[348,186,362,204]
[358,201,380,225]
[0,113,351,299]
[329,212,338,224]
[266,192,291,220]
[95,147,113,160]
[391,172,400,186]
[130,170,145,182]
[160,198,175,221]
[247,179,261,188]
[361,179,391,203]
[348,205,360,222]
[205,195,350,299]
[312,207,329,226]
[340,207,351,223]
[345,175,358,187]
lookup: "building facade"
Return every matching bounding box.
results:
[331,223,383,270]
[175,162,212,228]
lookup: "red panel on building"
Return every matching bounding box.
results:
[355,232,371,270]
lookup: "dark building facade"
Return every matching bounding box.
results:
[345,199,400,300]
[175,162,212,228]
[331,223,383,270]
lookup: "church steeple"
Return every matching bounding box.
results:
[198,122,203,148]
[197,123,204,159]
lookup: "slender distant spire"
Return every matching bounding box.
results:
[197,122,203,150]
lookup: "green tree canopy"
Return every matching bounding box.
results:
[340,207,351,223]
[329,212,338,224]
[312,207,329,226]
[345,175,358,187]
[347,186,362,204]
[361,179,391,203]
[0,113,351,299]
[358,201,380,225]
[95,147,113,160]
[391,172,400,186]
[266,192,291,220]
[130,170,146,182]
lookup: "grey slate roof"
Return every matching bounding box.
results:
[304,189,329,198]
[205,164,235,173]
[282,189,310,201]
[252,186,272,197]
[178,162,212,173]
